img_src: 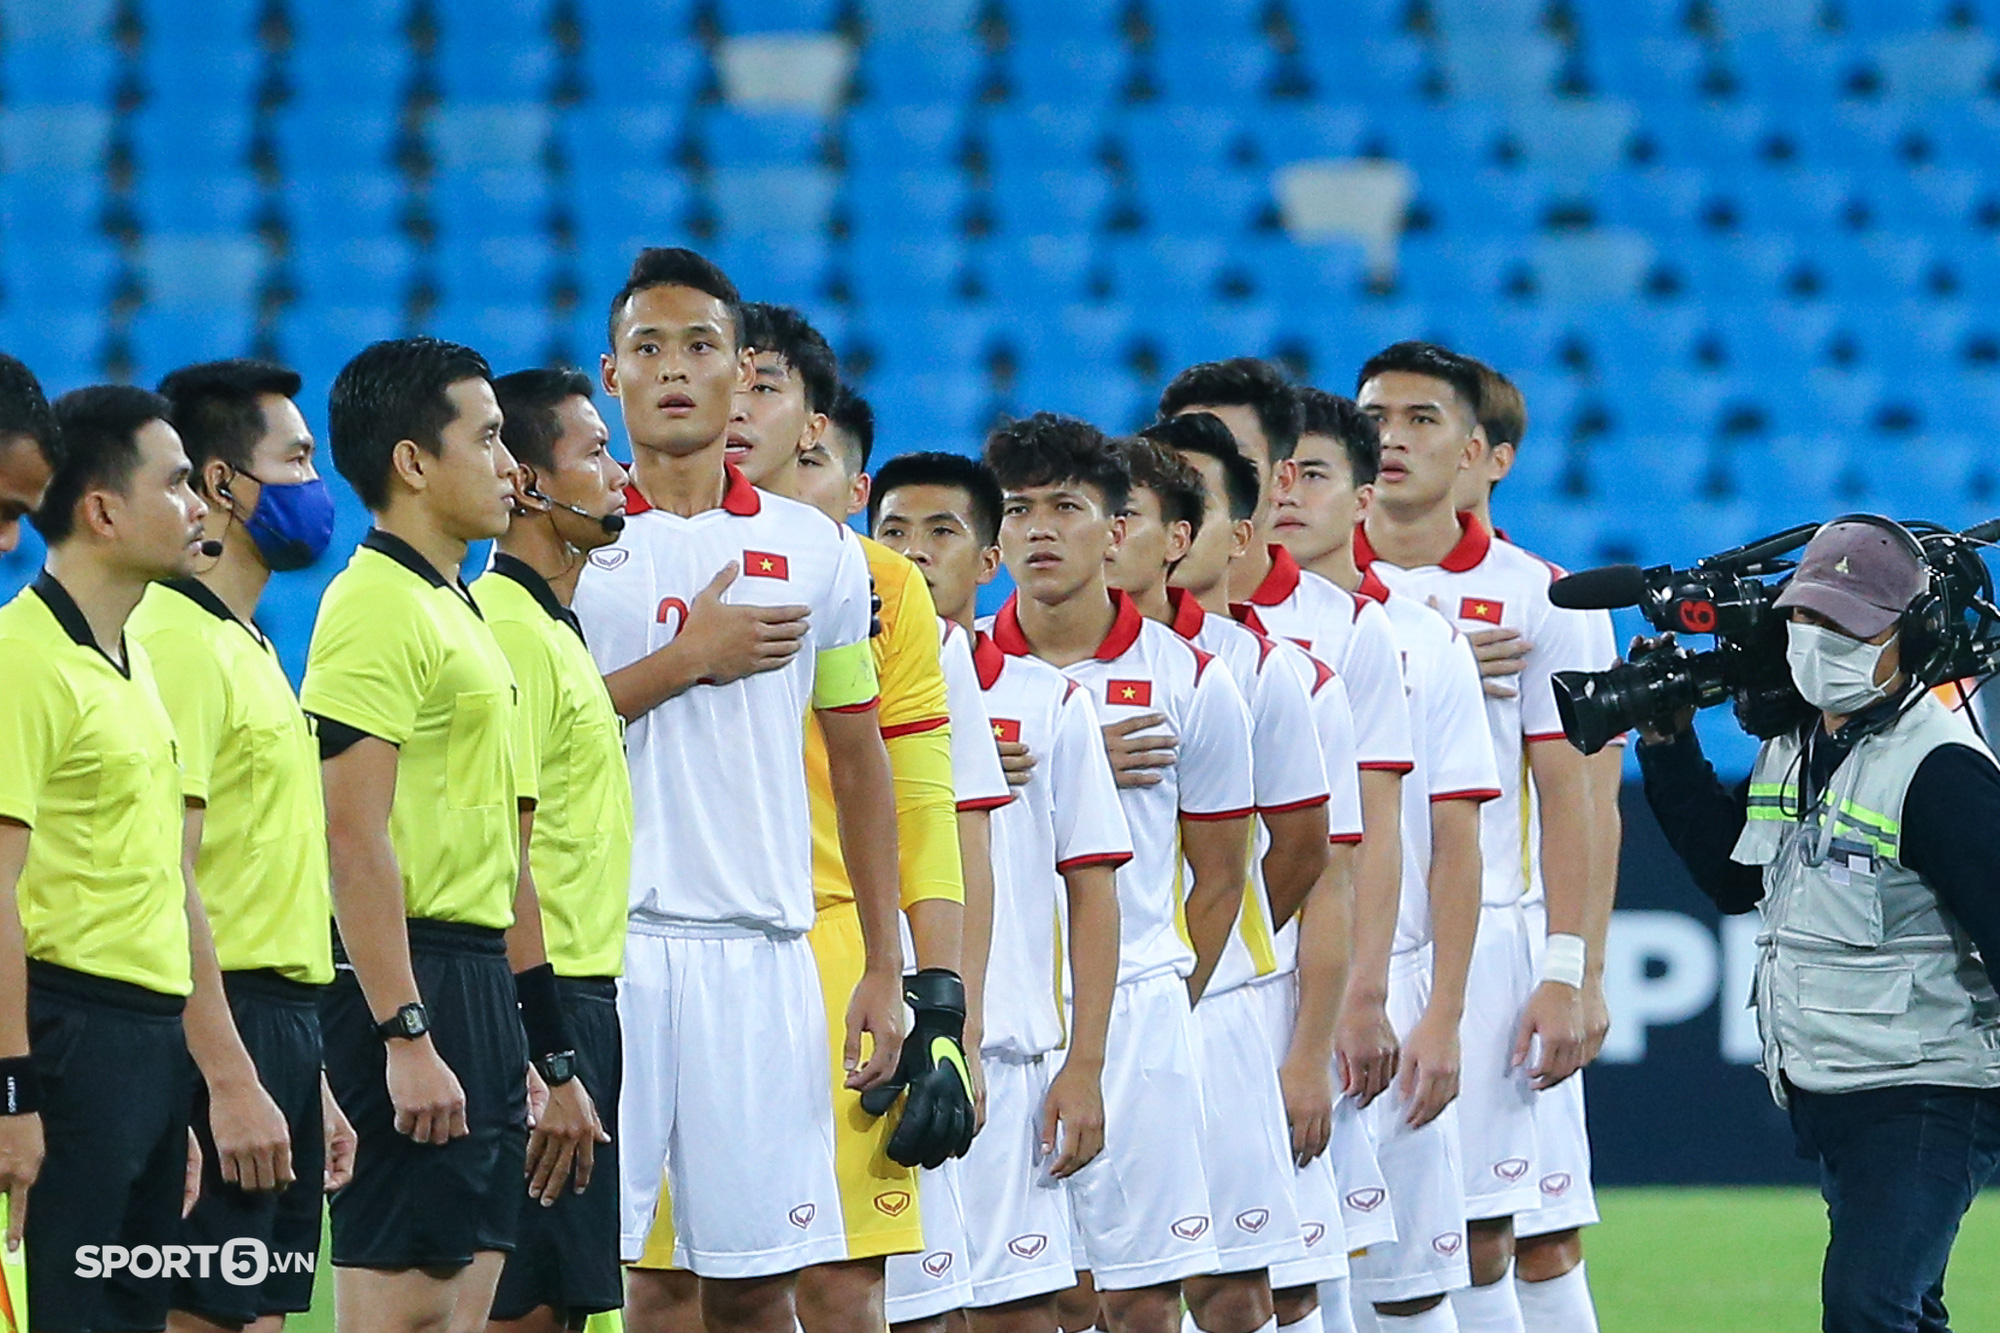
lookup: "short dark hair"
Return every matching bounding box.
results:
[741,303,838,419]
[826,383,875,474]
[156,358,303,485]
[492,367,596,472]
[983,412,1129,517]
[36,385,174,545]
[1118,434,1205,541]
[1297,387,1382,488]
[328,337,493,512]
[607,246,742,351]
[1356,341,1485,423]
[0,353,57,463]
[1158,358,1303,464]
[1141,412,1259,524]
[869,450,1003,547]
[1475,363,1526,450]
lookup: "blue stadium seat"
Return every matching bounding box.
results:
[1145,38,1276,104]
[1594,167,1709,233]
[859,0,981,36]
[285,44,414,111]
[1565,0,1691,40]
[1719,34,1863,102]
[1243,238,1369,310]
[707,235,832,308]
[578,40,709,106]
[569,0,699,42]
[431,104,553,172]
[1505,101,1639,171]
[287,0,411,48]
[1146,0,1266,42]
[7,0,118,40]
[429,169,553,241]
[1705,303,1843,378]
[1289,1,1414,51]
[714,0,839,33]
[1140,301,1282,376]
[858,305,1001,381]
[286,238,417,307]
[1000,0,1125,42]
[1007,302,1137,372]
[975,233,1098,307]
[1296,36,1430,102]
[1369,103,1505,174]
[1395,237,1529,305]
[1632,102,1780,170]
[1708,0,1826,38]
[436,235,557,303]
[136,40,263,108]
[1804,234,1939,303]
[133,173,264,234]
[1912,101,2000,168]
[1712,168,1861,233]
[286,173,404,242]
[988,168,1114,234]
[845,238,971,304]
[1102,234,1236,306]
[980,105,1107,172]
[1581,36,1707,102]
[1832,0,1960,38]
[710,166,838,234]
[2,41,120,104]
[1436,36,1564,100]
[845,168,970,239]
[434,38,559,104]
[1127,165,1269,235]
[0,235,120,315]
[1666,234,1802,302]
[130,110,255,180]
[1428,0,1547,38]
[275,306,403,389]
[845,106,967,174]
[1110,107,1243,171]
[271,109,402,176]
[1569,304,1709,380]
[1432,306,1567,376]
[127,305,259,382]
[0,309,102,391]
[1240,104,1372,165]
[571,172,695,254]
[700,109,828,168]
[558,107,682,176]
[0,107,113,174]
[136,235,265,310]
[1004,366,1150,432]
[861,370,990,458]
[1873,31,1997,100]
[856,35,986,105]
[1425,169,1573,237]
[427,302,559,371]
[1002,41,1132,105]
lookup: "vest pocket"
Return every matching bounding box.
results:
[1798,961,1922,1071]
[446,689,508,809]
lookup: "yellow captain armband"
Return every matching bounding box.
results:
[813,638,881,713]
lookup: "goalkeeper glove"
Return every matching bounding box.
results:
[859,968,976,1169]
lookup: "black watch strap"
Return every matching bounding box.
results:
[376,1002,430,1041]
[535,1049,578,1086]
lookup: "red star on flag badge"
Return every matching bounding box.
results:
[1459,596,1503,624]
[991,718,1022,744]
[1107,679,1152,707]
[744,550,790,579]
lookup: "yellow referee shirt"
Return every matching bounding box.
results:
[805,535,962,913]
[129,580,335,985]
[473,555,633,978]
[0,575,192,996]
[300,531,530,930]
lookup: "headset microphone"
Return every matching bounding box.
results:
[526,487,625,536]
[198,539,225,558]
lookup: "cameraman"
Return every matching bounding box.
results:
[1636,517,2000,1333]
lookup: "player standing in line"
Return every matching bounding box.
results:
[982,415,1255,1333]
[1276,389,1502,1332]
[622,302,976,1333]
[871,450,1129,1333]
[572,250,905,1333]
[1158,364,1410,1266]
[473,368,634,1333]
[131,360,355,1333]
[0,354,56,554]
[0,387,208,1332]
[1449,367,1611,1333]
[305,338,604,1333]
[1103,432,1334,1333]
[1145,414,1366,1333]
[1351,343,1598,1333]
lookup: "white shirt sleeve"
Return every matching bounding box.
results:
[1302,653,1364,841]
[1176,652,1257,820]
[1051,683,1134,871]
[1347,599,1416,773]
[820,527,876,653]
[1521,593,1600,744]
[1249,644,1331,814]
[940,621,1011,811]
[1426,621,1504,802]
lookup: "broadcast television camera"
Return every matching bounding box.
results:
[1548,517,2000,755]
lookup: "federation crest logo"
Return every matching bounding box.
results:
[1235,1209,1270,1233]
[588,548,629,569]
[1540,1172,1573,1196]
[788,1204,817,1229]
[874,1191,912,1217]
[1007,1234,1049,1260]
[1171,1216,1210,1241]
[1432,1232,1464,1256]
[1495,1157,1530,1181]
[922,1252,954,1278]
[1345,1188,1386,1213]
[1303,1223,1327,1248]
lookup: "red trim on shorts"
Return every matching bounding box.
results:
[1358,760,1416,774]
[1057,851,1135,873]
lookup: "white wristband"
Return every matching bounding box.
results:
[1541,933,1587,989]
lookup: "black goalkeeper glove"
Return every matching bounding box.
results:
[858,968,976,1169]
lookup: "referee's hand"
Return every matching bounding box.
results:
[386,1039,469,1144]
[207,1077,295,1192]
[0,1113,41,1251]
[525,1071,610,1206]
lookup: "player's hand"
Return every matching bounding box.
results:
[321,1074,357,1193]
[206,1074,295,1192]
[1582,972,1612,1065]
[386,1038,469,1144]
[527,1075,610,1205]
[1101,714,1177,789]
[679,563,810,686]
[844,965,905,1093]
[1514,980,1587,1090]
[0,1113,43,1251]
[184,1128,203,1217]
[1278,1049,1335,1167]
[1334,991,1400,1109]
[859,970,976,1169]
[1397,1008,1461,1130]
[997,739,1037,788]
[1464,625,1529,699]
[1040,1059,1105,1179]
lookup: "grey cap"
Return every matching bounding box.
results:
[1773,517,1925,639]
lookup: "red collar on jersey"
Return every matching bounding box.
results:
[1352,509,1490,574]
[1245,543,1302,606]
[621,461,762,518]
[992,588,1145,662]
[1357,567,1392,605]
[1167,586,1206,639]
[971,629,1006,690]
[1230,601,1267,635]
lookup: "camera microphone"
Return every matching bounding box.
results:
[526,488,625,536]
[1959,517,2000,546]
[1549,564,1649,611]
[198,538,225,558]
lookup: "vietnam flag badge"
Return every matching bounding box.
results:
[1106,679,1153,707]
[1459,596,1504,625]
[991,718,1022,744]
[744,550,790,579]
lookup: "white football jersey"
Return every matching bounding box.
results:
[575,467,875,934]
[969,630,1132,1055]
[987,591,1255,987]
[939,619,1011,812]
[1355,515,1598,907]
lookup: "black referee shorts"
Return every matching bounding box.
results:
[322,920,529,1271]
[491,975,623,1323]
[174,970,326,1327]
[24,961,195,1333]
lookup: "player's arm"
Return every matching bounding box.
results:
[821,705,908,1090]
[603,562,809,722]
[1519,737,1590,1089]
[1177,660,1257,1003]
[179,803,293,1193]
[1281,839,1354,1166]
[1180,814,1252,1003]
[0,822,41,1247]
[1255,662,1331,928]
[1583,744,1625,1062]
[1337,769,1404,1106]
[1401,796,1479,1128]
[954,807,992,1067]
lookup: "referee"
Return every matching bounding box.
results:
[303,339,604,1333]
[477,368,632,1333]
[130,359,355,1333]
[0,386,211,1332]
[0,354,56,554]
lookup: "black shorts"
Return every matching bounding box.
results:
[174,970,326,1326]
[25,961,195,1333]
[491,976,623,1323]
[322,920,528,1271]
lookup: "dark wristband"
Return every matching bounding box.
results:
[904,968,967,1016]
[0,1056,41,1115]
[513,963,574,1063]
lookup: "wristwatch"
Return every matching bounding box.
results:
[375,1002,430,1042]
[535,1049,578,1087]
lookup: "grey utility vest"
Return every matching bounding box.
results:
[1731,693,2000,1107]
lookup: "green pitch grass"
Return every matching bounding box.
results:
[288,1187,2000,1333]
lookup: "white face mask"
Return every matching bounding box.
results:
[1786,620,1897,715]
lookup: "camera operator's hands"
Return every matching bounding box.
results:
[1627,635,1697,745]
[1514,980,1587,1090]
